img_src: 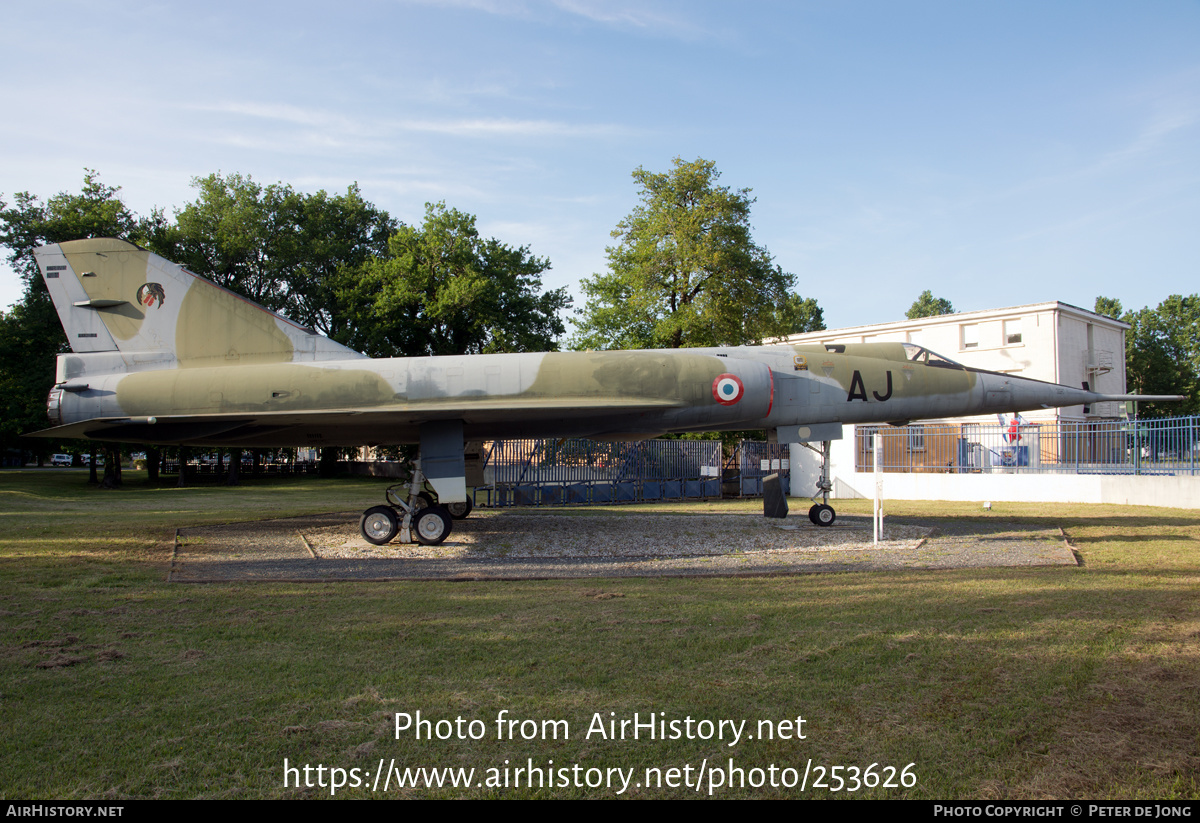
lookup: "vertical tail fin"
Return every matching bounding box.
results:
[34,238,362,372]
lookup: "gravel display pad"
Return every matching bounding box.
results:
[170,510,1078,581]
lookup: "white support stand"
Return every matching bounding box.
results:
[873,440,884,545]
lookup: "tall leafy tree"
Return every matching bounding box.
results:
[152,173,396,337]
[0,301,60,455]
[1125,297,1199,418]
[1,169,145,291]
[1095,294,1199,417]
[906,290,955,319]
[571,157,815,350]
[1093,295,1122,320]
[335,203,569,357]
[776,294,826,337]
[289,186,397,340]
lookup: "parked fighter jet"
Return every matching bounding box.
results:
[32,239,1182,544]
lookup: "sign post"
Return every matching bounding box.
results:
[873,438,884,544]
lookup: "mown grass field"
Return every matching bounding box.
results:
[1,469,1197,799]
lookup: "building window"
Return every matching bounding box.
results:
[861,426,876,449]
[908,425,925,452]
[1005,318,1022,345]
[961,324,979,349]
[858,426,882,470]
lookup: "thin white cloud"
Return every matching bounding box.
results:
[359,177,494,208]
[205,131,396,157]
[194,100,634,141]
[398,0,711,39]
[549,0,708,38]
[1097,90,1200,169]
[399,117,629,137]
[199,101,354,129]
[400,0,534,16]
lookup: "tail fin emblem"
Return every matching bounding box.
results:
[136,282,165,309]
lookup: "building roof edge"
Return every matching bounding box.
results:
[785,300,1130,343]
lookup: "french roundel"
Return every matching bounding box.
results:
[712,373,745,406]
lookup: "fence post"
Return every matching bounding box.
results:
[1134,408,1141,476]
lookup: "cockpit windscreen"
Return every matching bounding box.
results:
[901,343,964,369]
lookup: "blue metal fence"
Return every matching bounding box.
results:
[476,438,724,506]
[738,442,793,496]
[855,415,1199,476]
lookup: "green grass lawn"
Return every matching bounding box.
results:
[1,469,1197,799]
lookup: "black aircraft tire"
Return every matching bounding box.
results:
[415,491,435,510]
[808,504,820,525]
[361,506,399,545]
[414,507,453,546]
[813,504,836,527]
[446,498,473,519]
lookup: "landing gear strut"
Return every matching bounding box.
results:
[358,458,456,546]
[804,440,836,527]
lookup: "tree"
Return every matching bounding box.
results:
[1095,294,1199,418]
[1093,296,1122,320]
[1124,296,1200,418]
[571,157,815,350]
[1,169,144,290]
[0,171,147,457]
[906,290,955,319]
[151,173,396,337]
[334,203,570,358]
[0,302,60,457]
[775,294,826,337]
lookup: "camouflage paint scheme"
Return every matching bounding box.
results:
[35,239,1173,454]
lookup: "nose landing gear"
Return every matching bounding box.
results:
[804,439,836,527]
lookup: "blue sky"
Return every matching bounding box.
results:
[2,0,1197,333]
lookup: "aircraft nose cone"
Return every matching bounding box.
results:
[980,371,1084,413]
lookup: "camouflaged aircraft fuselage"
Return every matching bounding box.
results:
[35,238,1169,452]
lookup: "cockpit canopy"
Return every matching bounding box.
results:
[900,343,964,369]
[796,340,964,371]
[796,341,967,369]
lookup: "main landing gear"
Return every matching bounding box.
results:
[804,439,836,527]
[358,459,472,546]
